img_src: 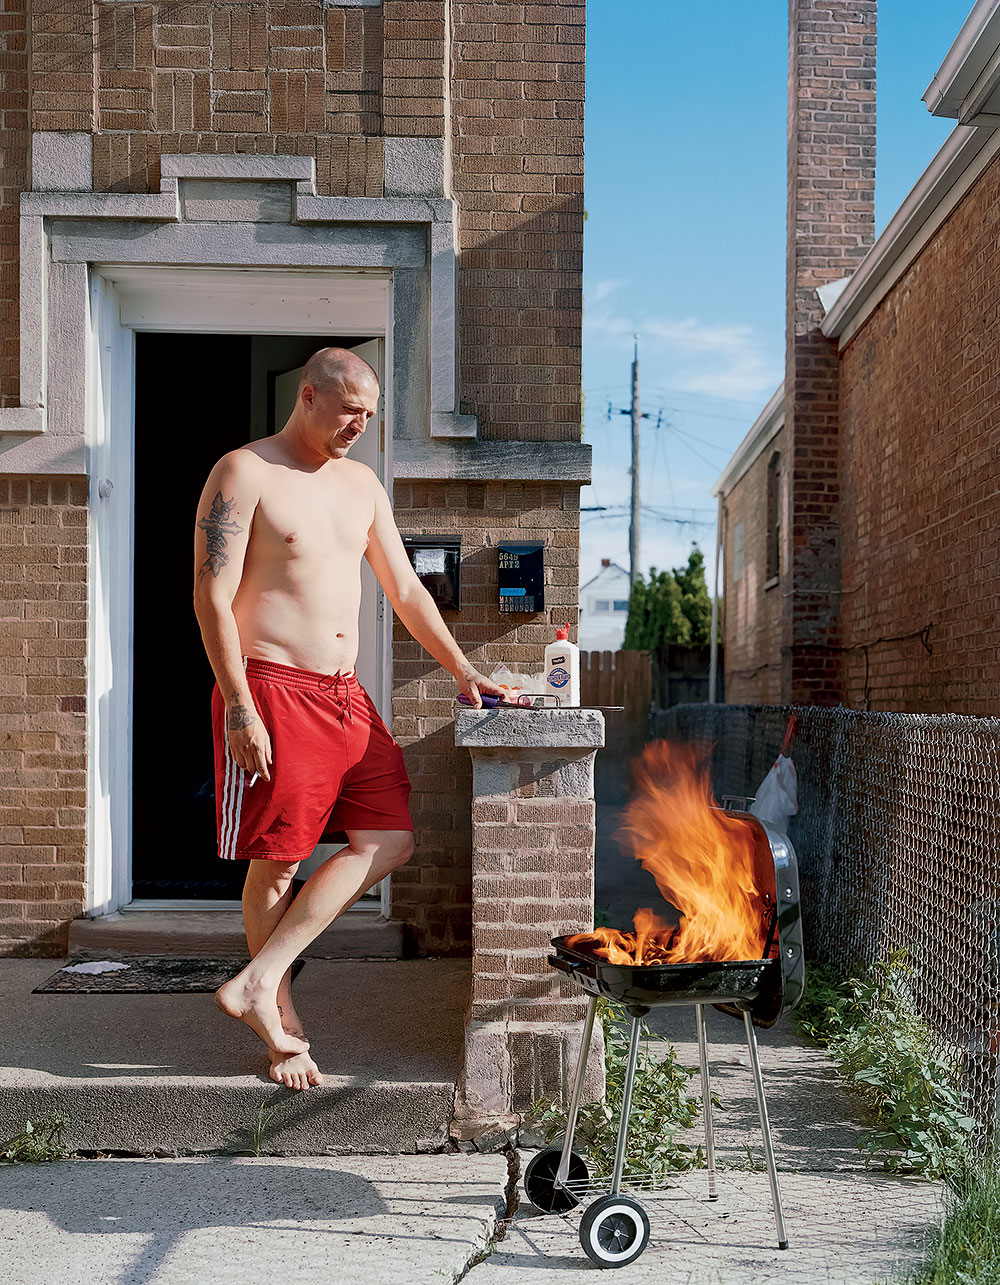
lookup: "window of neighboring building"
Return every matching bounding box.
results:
[732,520,744,581]
[595,599,610,612]
[613,599,629,612]
[766,452,781,582]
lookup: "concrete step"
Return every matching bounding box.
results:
[0,958,470,1155]
[68,909,413,960]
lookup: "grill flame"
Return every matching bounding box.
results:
[568,742,775,967]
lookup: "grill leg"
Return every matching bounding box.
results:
[609,1014,643,1198]
[555,994,599,1188]
[695,1004,718,1200]
[743,1011,788,1250]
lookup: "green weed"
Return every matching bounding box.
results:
[0,1114,70,1163]
[899,1158,1000,1284]
[529,999,715,1183]
[796,951,975,1180]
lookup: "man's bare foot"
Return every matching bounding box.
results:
[268,1045,324,1091]
[214,974,309,1055]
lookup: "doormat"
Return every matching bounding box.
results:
[32,956,307,995]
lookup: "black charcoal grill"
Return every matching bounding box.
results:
[523,811,805,1269]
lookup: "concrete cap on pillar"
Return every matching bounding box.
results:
[454,707,605,750]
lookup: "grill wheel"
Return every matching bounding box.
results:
[523,1147,589,1213]
[579,1195,651,1269]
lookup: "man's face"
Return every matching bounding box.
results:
[302,375,379,459]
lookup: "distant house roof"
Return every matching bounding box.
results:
[580,561,629,594]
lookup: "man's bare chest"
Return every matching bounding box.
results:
[248,479,374,566]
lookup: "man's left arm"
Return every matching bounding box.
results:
[363,475,506,708]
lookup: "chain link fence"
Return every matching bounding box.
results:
[652,703,1000,1142]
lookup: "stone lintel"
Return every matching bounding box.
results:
[394,439,591,483]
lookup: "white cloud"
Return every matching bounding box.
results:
[589,277,628,305]
[584,308,781,403]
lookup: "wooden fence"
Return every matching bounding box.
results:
[581,649,653,804]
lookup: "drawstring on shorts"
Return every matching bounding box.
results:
[318,668,355,720]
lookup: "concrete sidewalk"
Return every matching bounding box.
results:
[0,1006,944,1283]
[467,1007,942,1285]
[0,1153,510,1285]
[0,957,469,1154]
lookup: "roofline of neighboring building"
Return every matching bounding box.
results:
[711,382,784,498]
[580,561,629,593]
[820,122,1000,348]
[922,0,1000,122]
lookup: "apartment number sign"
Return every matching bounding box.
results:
[497,542,544,613]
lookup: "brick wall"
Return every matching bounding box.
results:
[721,433,786,706]
[838,155,1000,715]
[0,0,29,406]
[783,0,875,704]
[89,1,387,195]
[451,0,584,443]
[1,2,587,953]
[0,479,89,957]
[391,477,580,953]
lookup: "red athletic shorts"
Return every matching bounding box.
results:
[212,656,413,862]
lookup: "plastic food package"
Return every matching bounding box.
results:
[749,755,798,835]
[489,665,546,697]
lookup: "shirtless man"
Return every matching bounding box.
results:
[192,347,504,1091]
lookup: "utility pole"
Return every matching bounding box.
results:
[607,337,649,585]
[621,336,648,584]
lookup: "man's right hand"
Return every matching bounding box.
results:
[227,696,273,780]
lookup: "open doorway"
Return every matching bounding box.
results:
[129,332,386,902]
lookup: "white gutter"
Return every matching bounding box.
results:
[821,123,1000,347]
[711,382,784,498]
[923,0,1000,118]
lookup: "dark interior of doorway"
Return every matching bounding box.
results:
[131,331,369,900]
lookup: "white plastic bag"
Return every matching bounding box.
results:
[750,754,798,834]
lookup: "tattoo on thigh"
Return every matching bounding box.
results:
[228,694,256,731]
[197,491,244,579]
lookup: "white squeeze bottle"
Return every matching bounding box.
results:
[544,622,580,707]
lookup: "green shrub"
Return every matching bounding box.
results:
[796,951,976,1180]
[529,999,714,1183]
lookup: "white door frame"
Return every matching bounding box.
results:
[85,265,394,917]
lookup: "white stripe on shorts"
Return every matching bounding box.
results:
[227,767,246,860]
[219,736,234,860]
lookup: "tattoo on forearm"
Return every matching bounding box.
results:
[197,491,243,579]
[228,694,256,731]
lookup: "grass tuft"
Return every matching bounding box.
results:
[900,1158,1000,1284]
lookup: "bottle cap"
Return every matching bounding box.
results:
[556,623,569,640]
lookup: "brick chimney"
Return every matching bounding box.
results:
[783,0,876,703]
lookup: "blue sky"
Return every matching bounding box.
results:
[580,1,972,586]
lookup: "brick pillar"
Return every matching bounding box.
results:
[452,707,605,1140]
[784,0,876,704]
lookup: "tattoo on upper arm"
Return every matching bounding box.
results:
[197,491,244,579]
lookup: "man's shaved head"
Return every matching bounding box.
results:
[297,347,378,397]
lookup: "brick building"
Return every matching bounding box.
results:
[715,1,1000,715]
[0,1,590,958]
